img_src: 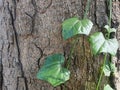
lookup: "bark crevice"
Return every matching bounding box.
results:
[34,43,43,68]
[7,1,28,90]
[30,0,37,34]
[0,40,3,90]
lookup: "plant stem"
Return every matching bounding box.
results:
[67,0,92,69]
[96,54,107,90]
[96,0,113,89]
[84,0,91,19]
[67,38,78,69]
[109,0,112,27]
[66,0,91,70]
[96,1,112,87]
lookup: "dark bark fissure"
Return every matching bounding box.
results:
[12,0,17,21]
[16,77,28,90]
[95,0,108,27]
[0,41,3,90]
[82,36,86,58]
[104,0,119,29]
[117,49,120,71]
[25,0,38,35]
[105,0,109,22]
[26,0,37,34]
[94,0,98,26]
[39,0,53,14]
[25,0,53,35]
[34,44,43,68]
[7,1,28,90]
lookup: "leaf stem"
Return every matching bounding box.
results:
[67,38,78,69]
[109,0,112,27]
[84,0,91,19]
[96,54,107,90]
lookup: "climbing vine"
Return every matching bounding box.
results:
[37,0,119,90]
[95,0,118,90]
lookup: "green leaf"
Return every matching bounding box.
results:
[99,38,118,55]
[37,54,70,87]
[103,60,111,76]
[110,63,117,73]
[62,18,93,40]
[104,84,113,90]
[103,59,117,76]
[89,32,118,55]
[89,32,105,55]
[103,63,111,76]
[104,25,116,33]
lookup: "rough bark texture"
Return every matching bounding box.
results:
[0,0,120,90]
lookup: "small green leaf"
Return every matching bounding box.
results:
[89,32,119,55]
[103,60,111,76]
[37,54,70,87]
[103,59,117,76]
[104,25,116,33]
[103,64,111,76]
[110,63,117,73]
[62,17,93,40]
[104,84,113,90]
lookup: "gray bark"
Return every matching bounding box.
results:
[0,0,120,90]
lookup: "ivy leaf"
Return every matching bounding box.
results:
[89,32,105,55]
[103,63,111,76]
[62,17,93,40]
[89,32,118,55]
[104,25,116,33]
[104,84,113,90]
[99,38,118,55]
[110,63,117,73]
[37,54,70,87]
[103,59,116,76]
[103,60,111,76]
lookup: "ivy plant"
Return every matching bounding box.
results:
[37,0,119,90]
[37,0,93,86]
[92,0,119,89]
[89,25,118,90]
[37,18,93,86]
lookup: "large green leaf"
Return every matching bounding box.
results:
[89,32,105,55]
[62,17,93,40]
[37,54,70,87]
[104,84,113,90]
[89,32,118,55]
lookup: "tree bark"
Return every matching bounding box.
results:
[0,0,120,90]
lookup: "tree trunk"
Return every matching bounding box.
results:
[0,0,120,90]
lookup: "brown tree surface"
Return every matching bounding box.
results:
[0,0,120,90]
